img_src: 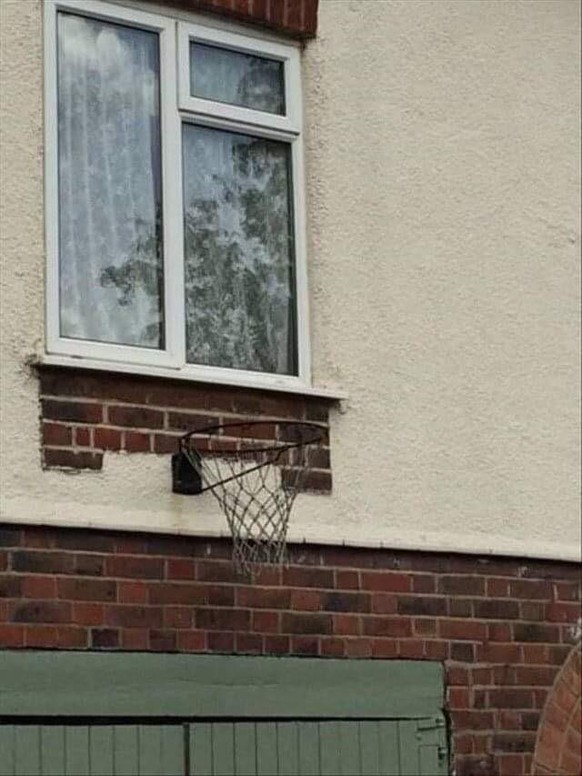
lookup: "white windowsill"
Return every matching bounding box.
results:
[39,354,347,401]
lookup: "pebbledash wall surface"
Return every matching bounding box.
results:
[0,1,581,776]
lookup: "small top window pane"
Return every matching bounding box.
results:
[190,42,285,115]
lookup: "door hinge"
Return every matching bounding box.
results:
[417,716,445,731]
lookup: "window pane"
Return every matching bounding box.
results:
[57,13,164,348]
[182,125,297,375]
[190,43,285,115]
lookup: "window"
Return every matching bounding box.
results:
[44,0,309,391]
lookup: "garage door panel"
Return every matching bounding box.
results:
[232,721,257,776]
[40,727,68,776]
[358,721,381,776]
[190,723,213,776]
[318,721,335,775]
[297,721,320,775]
[12,725,40,776]
[138,724,184,776]
[377,720,400,776]
[63,726,90,776]
[113,725,143,776]
[337,720,362,776]
[420,744,440,775]
[211,722,236,776]
[88,726,115,776]
[0,726,14,776]
[276,721,300,776]
[256,721,278,776]
[396,720,420,776]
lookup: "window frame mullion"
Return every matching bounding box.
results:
[160,20,186,369]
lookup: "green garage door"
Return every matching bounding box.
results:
[188,719,447,776]
[0,724,184,776]
[0,719,446,775]
[0,653,448,776]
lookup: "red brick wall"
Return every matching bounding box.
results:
[1,524,580,776]
[142,0,319,38]
[38,366,332,491]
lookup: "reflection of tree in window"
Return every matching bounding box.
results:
[234,53,284,115]
[183,129,296,375]
[101,128,297,375]
[190,44,284,115]
[100,205,164,348]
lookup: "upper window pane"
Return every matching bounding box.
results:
[190,42,285,115]
[57,13,164,349]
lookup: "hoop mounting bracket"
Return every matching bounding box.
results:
[172,451,203,495]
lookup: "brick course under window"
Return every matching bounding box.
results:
[1,524,581,776]
[37,366,333,493]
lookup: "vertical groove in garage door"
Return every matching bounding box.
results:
[377,720,400,776]
[297,721,319,774]
[396,720,420,776]
[275,721,299,775]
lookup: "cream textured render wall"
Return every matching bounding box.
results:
[0,0,580,560]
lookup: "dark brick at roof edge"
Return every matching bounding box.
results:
[142,0,319,39]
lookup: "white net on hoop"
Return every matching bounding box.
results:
[182,422,324,571]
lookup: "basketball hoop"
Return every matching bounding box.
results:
[172,421,327,572]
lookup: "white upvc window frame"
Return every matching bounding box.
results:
[44,0,311,393]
